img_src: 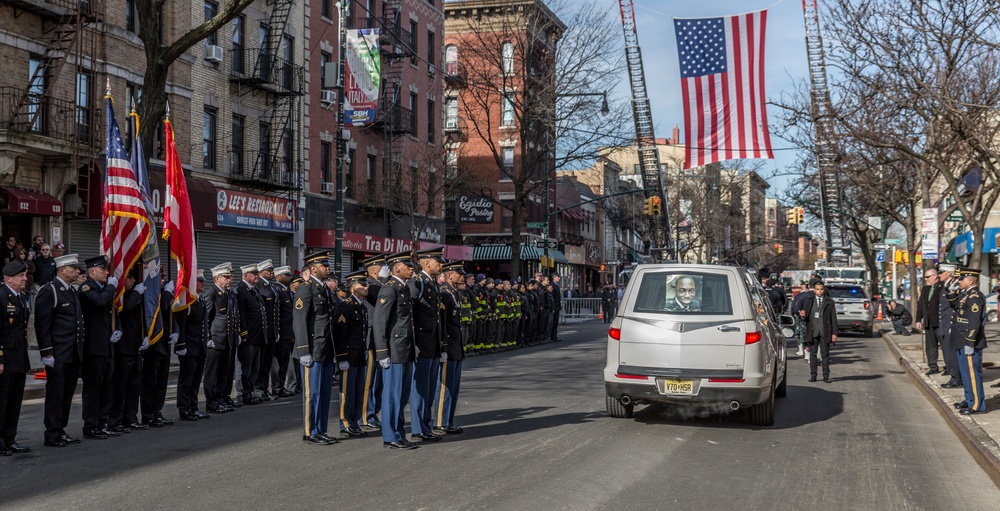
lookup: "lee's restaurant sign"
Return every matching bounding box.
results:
[458,195,494,223]
[217,189,296,232]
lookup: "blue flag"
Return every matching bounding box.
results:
[130,113,165,344]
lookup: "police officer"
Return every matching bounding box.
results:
[204,263,238,413]
[408,249,444,442]
[79,255,120,439]
[953,268,988,415]
[109,268,145,432]
[334,271,370,437]
[0,260,32,455]
[270,266,296,398]
[254,260,280,400]
[176,270,210,421]
[361,255,386,430]
[372,251,417,450]
[293,250,338,445]
[434,262,466,435]
[236,263,266,405]
[36,254,84,447]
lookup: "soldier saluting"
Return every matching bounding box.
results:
[372,251,417,450]
[408,248,445,443]
[434,261,466,435]
[334,271,370,438]
[953,268,988,415]
[360,254,386,430]
[293,250,339,446]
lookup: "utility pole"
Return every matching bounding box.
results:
[334,1,348,273]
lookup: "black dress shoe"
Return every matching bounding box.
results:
[411,433,443,442]
[367,418,382,429]
[925,368,940,376]
[110,425,131,434]
[808,376,817,382]
[955,402,970,409]
[942,381,963,389]
[0,446,10,456]
[823,377,832,383]
[179,413,199,422]
[156,416,174,426]
[128,422,149,430]
[316,433,340,444]
[278,389,295,398]
[990,382,1000,388]
[383,440,417,450]
[960,408,985,415]
[443,425,464,434]
[61,434,80,444]
[143,419,163,428]
[341,427,367,438]
[194,410,211,419]
[99,427,121,437]
[6,443,30,453]
[44,438,67,448]
[208,406,228,414]
[303,434,331,445]
[83,429,108,440]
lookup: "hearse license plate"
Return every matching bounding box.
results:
[657,379,694,395]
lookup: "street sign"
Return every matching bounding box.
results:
[883,238,902,245]
[526,222,546,229]
[876,250,885,263]
[946,213,963,222]
[534,240,558,249]
[606,260,622,266]
[872,243,889,250]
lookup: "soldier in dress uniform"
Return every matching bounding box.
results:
[176,270,210,421]
[109,268,146,433]
[286,274,306,395]
[372,251,417,450]
[254,260,280,400]
[36,254,84,447]
[204,263,239,413]
[361,255,386,430]
[79,256,120,439]
[953,268,988,415]
[334,271,370,437]
[269,266,296,398]
[235,263,266,405]
[0,261,32,455]
[938,265,963,388]
[408,248,445,443]
[434,261,466,435]
[293,250,339,446]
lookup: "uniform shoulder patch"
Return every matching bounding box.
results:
[81,284,90,292]
[440,302,446,310]
[338,315,346,323]
[380,298,387,303]
[295,298,304,310]
[972,303,980,313]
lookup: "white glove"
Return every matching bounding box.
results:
[164,281,176,294]
[107,276,119,288]
[339,361,349,371]
[168,333,179,346]
[441,352,448,363]
[207,340,216,349]
[378,266,390,278]
[300,355,314,367]
[415,345,422,358]
[42,356,55,367]
[176,348,188,356]
[134,283,145,294]
[139,337,150,351]
[109,330,122,343]
[379,357,390,369]
[964,345,974,356]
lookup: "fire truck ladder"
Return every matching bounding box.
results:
[618,0,671,260]
[803,0,847,249]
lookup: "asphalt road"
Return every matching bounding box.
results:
[3,321,1000,510]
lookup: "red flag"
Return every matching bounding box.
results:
[162,119,198,311]
[674,11,773,169]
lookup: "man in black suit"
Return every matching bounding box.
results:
[140,277,177,427]
[803,281,838,383]
[269,266,296,398]
[0,261,32,455]
[79,256,120,439]
[550,274,562,341]
[35,254,84,447]
[915,268,943,375]
[176,270,210,421]
[254,260,279,400]
[235,263,266,405]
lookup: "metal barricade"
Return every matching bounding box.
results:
[562,297,604,320]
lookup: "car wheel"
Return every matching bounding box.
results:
[749,382,776,426]
[864,326,874,338]
[988,310,998,323]
[775,361,787,398]
[606,394,634,419]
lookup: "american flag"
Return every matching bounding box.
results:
[674,11,773,169]
[102,96,151,309]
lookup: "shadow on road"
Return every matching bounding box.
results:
[445,407,604,441]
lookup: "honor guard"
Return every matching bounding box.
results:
[270,266,296,398]
[109,269,146,433]
[293,250,339,445]
[361,254,386,430]
[434,262,466,435]
[36,254,84,447]
[79,256,120,439]
[176,270,211,421]
[0,261,32,455]
[141,278,177,427]
[954,268,988,415]
[408,248,445,443]
[254,260,281,400]
[938,265,962,388]
[203,263,239,413]
[236,263,266,405]
[372,251,417,449]
[286,274,306,394]
[334,271,370,437]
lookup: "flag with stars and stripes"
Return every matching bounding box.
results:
[101,96,152,312]
[674,11,773,169]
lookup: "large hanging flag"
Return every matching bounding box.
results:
[674,10,773,169]
[130,110,165,344]
[102,93,151,313]
[163,117,198,312]
[344,28,381,126]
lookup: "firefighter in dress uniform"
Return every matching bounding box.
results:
[253,260,280,400]
[175,270,211,421]
[78,256,120,439]
[270,266,296,398]
[203,263,239,414]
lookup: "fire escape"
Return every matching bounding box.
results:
[0,0,104,215]
[229,0,304,193]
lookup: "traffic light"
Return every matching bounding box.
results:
[797,207,805,224]
[650,196,662,216]
[787,209,798,224]
[773,243,781,253]
[642,198,653,216]
[777,244,783,254]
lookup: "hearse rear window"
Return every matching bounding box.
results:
[632,272,733,315]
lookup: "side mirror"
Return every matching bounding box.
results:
[778,314,795,326]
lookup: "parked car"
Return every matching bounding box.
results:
[825,283,875,337]
[604,264,788,426]
[987,292,997,323]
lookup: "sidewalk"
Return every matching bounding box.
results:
[882,321,1000,486]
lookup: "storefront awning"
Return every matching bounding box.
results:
[0,188,62,216]
[473,244,544,260]
[548,249,569,264]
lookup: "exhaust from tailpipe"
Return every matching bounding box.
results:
[621,395,632,405]
[729,401,740,411]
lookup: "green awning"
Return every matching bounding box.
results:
[547,249,569,264]
[472,245,543,261]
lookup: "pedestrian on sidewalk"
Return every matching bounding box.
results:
[794,279,819,359]
[803,280,838,383]
[915,269,943,375]
[887,300,912,335]
[953,268,988,415]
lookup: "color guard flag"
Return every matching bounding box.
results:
[131,110,165,344]
[674,10,773,169]
[163,118,198,312]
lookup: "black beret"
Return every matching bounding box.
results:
[2,261,27,276]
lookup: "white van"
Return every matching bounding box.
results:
[604,264,789,426]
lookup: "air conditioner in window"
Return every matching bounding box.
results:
[428,64,436,76]
[321,182,336,194]
[321,90,336,106]
[205,44,224,63]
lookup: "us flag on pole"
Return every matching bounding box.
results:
[102,96,151,308]
[674,11,773,169]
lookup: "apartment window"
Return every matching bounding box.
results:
[344,0,353,28]
[346,148,356,199]
[27,57,44,133]
[321,0,332,19]
[204,2,218,46]
[427,99,435,143]
[366,154,376,181]
[231,114,245,175]
[75,72,92,142]
[445,45,458,75]
[126,0,139,34]
[445,97,457,128]
[409,20,418,65]
[365,0,375,21]
[282,35,294,90]
[320,51,332,88]
[320,141,332,184]
[501,42,514,74]
[501,92,514,127]
[502,147,514,173]
[409,93,418,134]
[203,109,217,169]
[258,121,270,177]
[446,149,458,179]
[427,31,435,66]
[281,128,293,183]
[427,170,436,215]
[232,16,245,74]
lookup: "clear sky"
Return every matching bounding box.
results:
[605,0,811,195]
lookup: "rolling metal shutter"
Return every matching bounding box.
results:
[196,230,282,272]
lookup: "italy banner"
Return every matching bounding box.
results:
[345,28,381,126]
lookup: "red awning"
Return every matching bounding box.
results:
[0,188,63,216]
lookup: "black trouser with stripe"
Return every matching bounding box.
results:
[81,354,114,431]
[176,355,206,414]
[141,351,170,422]
[44,361,80,441]
[110,354,141,427]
